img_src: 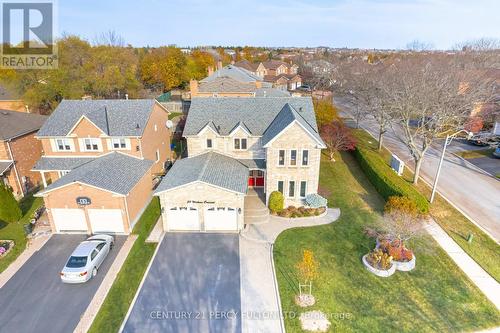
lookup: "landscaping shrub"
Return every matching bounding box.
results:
[353,146,429,214]
[366,248,393,270]
[269,191,284,213]
[0,185,22,223]
[384,196,418,216]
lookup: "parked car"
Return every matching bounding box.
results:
[60,235,114,283]
[493,145,500,158]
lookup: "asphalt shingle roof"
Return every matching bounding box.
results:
[0,161,13,175]
[183,97,318,137]
[38,152,153,195]
[198,77,257,93]
[201,65,263,83]
[0,110,47,140]
[33,157,95,171]
[154,152,248,194]
[36,99,159,137]
[237,159,266,169]
[262,103,325,147]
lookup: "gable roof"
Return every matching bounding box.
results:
[0,109,48,140]
[33,156,96,172]
[198,77,257,93]
[261,60,290,70]
[154,152,248,194]
[36,99,160,137]
[183,97,318,137]
[262,103,325,147]
[201,65,263,83]
[233,60,258,72]
[36,152,153,196]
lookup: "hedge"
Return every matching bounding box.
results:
[353,146,429,214]
[0,185,22,223]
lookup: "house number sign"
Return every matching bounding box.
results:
[76,197,91,206]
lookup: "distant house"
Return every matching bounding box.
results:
[0,110,47,198]
[0,85,27,112]
[234,60,302,92]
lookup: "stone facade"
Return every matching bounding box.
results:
[158,182,245,232]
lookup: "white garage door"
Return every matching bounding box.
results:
[52,208,87,232]
[168,207,200,231]
[204,207,238,231]
[88,209,125,233]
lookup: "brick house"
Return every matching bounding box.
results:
[0,110,47,198]
[235,60,302,91]
[33,99,171,234]
[154,97,325,233]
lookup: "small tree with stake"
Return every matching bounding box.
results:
[320,120,356,161]
[296,249,319,306]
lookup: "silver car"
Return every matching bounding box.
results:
[60,235,114,284]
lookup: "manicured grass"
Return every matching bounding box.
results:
[88,198,160,333]
[274,153,500,332]
[456,148,494,159]
[168,112,183,120]
[353,129,500,283]
[0,193,43,273]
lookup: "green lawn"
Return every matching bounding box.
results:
[168,112,183,120]
[0,193,43,273]
[353,129,500,282]
[456,148,494,159]
[88,198,160,333]
[274,152,500,332]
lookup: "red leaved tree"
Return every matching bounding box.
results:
[320,121,356,161]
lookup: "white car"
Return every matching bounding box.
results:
[60,235,114,284]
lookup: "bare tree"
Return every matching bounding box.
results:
[381,56,494,184]
[93,30,125,47]
[406,39,434,51]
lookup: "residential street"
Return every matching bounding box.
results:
[0,235,126,333]
[336,98,500,241]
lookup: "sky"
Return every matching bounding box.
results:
[57,0,500,49]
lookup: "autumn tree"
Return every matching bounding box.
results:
[382,196,423,247]
[320,120,356,161]
[296,249,319,296]
[140,47,187,91]
[313,98,338,127]
[186,50,216,80]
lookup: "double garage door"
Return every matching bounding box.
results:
[51,208,125,233]
[167,206,238,232]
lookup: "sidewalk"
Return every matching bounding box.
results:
[425,219,500,310]
[239,208,340,333]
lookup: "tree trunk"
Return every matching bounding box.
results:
[413,157,423,184]
[329,151,336,162]
[377,130,384,151]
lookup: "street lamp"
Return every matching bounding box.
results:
[430,129,473,203]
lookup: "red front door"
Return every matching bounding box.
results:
[249,170,264,187]
[248,177,255,186]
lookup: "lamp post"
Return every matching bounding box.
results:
[430,129,472,203]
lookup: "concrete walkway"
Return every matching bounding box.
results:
[239,208,340,333]
[424,219,500,310]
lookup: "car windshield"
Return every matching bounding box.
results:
[66,256,88,268]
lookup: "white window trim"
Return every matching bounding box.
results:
[277,180,284,194]
[300,181,307,198]
[288,180,296,198]
[109,137,131,151]
[53,138,74,152]
[155,149,160,162]
[206,138,214,149]
[233,138,248,151]
[301,149,309,167]
[277,149,286,167]
[289,149,298,167]
[80,138,102,152]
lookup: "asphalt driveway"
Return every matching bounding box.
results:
[123,233,241,333]
[0,234,125,333]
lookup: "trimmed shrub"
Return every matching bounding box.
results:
[269,191,284,213]
[0,185,22,223]
[384,196,418,216]
[353,146,429,214]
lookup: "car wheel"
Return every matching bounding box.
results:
[110,242,114,250]
[92,267,98,279]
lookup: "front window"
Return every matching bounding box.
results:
[290,150,297,166]
[278,181,284,194]
[300,181,307,197]
[111,138,127,149]
[288,181,295,197]
[83,138,100,151]
[278,150,285,166]
[207,138,213,148]
[302,150,309,166]
[234,138,247,150]
[66,256,87,268]
[55,138,72,151]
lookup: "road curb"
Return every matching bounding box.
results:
[449,151,499,181]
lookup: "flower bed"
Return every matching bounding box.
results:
[362,249,396,277]
[0,240,14,258]
[275,206,326,218]
[377,238,416,272]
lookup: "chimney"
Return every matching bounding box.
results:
[207,66,214,76]
[190,79,199,97]
[217,60,223,70]
[125,93,129,100]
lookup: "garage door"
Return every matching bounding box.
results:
[52,208,87,232]
[88,209,125,233]
[168,207,200,231]
[204,207,238,231]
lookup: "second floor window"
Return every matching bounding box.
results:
[278,150,285,166]
[302,150,309,166]
[83,138,100,151]
[290,150,297,166]
[111,138,127,149]
[234,138,247,150]
[55,138,72,151]
[207,139,213,148]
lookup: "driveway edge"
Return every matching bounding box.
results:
[74,234,138,333]
[270,243,286,333]
[119,234,165,333]
[0,233,52,288]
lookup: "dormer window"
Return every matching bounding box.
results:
[82,138,100,151]
[234,138,247,150]
[111,138,129,150]
[206,138,213,148]
[55,138,72,151]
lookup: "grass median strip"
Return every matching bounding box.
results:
[353,129,500,282]
[274,153,500,332]
[88,197,160,333]
[456,148,494,159]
